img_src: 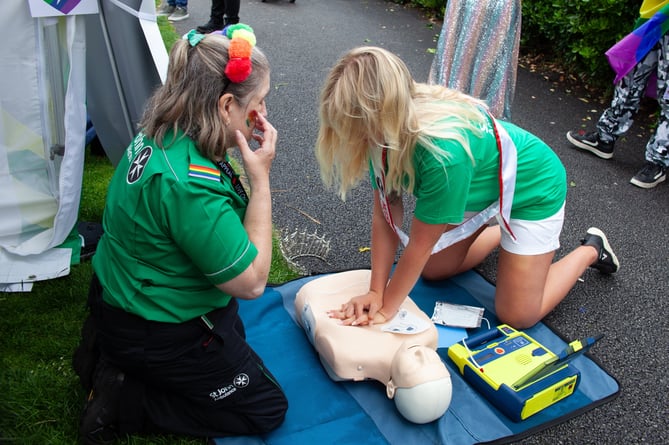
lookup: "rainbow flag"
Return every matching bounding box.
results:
[605,4,669,84]
[42,0,81,15]
[188,164,220,182]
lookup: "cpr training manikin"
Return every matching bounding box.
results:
[295,269,452,424]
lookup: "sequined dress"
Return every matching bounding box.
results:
[429,0,522,120]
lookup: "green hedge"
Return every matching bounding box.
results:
[521,0,638,91]
[403,0,641,94]
[411,0,444,10]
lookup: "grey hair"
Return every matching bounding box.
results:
[139,33,270,160]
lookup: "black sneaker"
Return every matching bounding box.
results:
[630,161,667,189]
[80,361,125,445]
[581,227,619,274]
[566,130,614,159]
[196,19,223,34]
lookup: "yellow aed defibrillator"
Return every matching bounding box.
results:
[448,324,601,421]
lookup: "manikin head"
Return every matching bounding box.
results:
[386,342,452,424]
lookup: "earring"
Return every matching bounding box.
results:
[225,119,231,126]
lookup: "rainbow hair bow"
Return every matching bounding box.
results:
[223,24,257,83]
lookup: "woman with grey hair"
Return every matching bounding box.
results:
[74,25,287,444]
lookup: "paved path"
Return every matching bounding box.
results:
[173,1,669,443]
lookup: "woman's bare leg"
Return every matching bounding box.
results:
[495,244,598,329]
[422,225,501,280]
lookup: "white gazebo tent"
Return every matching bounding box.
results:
[0,0,166,291]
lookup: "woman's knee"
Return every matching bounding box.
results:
[249,390,288,433]
[421,257,461,281]
[494,304,539,330]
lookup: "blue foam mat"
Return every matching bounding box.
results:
[214,270,619,445]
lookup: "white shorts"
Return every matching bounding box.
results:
[498,203,565,255]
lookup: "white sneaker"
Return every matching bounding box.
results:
[156,3,175,16]
[168,6,190,21]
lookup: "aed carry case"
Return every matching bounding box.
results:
[448,324,601,422]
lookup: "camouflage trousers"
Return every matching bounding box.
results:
[597,33,669,167]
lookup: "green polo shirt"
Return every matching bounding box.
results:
[93,130,257,323]
[373,119,567,224]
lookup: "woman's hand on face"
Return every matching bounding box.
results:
[235,112,276,187]
[327,291,386,326]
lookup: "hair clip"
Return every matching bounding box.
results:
[184,29,206,47]
[223,24,256,83]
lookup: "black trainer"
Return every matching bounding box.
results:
[566,130,614,159]
[80,360,125,445]
[196,19,223,34]
[196,16,239,34]
[581,227,619,274]
[630,161,667,189]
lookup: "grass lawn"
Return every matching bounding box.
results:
[0,17,300,445]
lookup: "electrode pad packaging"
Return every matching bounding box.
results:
[432,301,484,329]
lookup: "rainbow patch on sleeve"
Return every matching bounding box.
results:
[188,164,220,181]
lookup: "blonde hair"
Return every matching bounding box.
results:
[139,34,269,161]
[316,46,487,200]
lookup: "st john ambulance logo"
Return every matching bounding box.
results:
[127,146,152,184]
[233,373,249,388]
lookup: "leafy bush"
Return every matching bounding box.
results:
[521,0,638,91]
[411,0,444,11]
[411,0,641,94]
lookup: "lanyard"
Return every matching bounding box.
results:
[374,113,517,254]
[217,160,249,202]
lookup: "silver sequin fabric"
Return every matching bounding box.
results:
[429,0,522,120]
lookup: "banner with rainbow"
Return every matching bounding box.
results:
[606,5,669,84]
[28,0,98,17]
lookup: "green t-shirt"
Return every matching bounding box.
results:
[92,131,257,323]
[373,119,567,224]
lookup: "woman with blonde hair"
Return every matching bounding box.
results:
[317,46,619,330]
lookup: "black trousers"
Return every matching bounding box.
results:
[210,0,240,24]
[88,276,288,438]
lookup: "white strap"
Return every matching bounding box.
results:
[108,0,157,22]
[373,115,517,255]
